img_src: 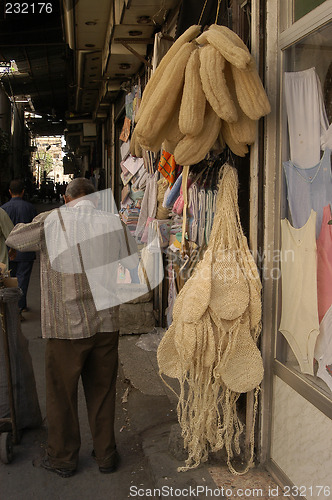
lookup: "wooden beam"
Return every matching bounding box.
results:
[114,38,154,44]
[120,42,152,69]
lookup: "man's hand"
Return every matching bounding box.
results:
[8,248,16,261]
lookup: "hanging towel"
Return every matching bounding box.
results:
[135,172,158,240]
[205,189,214,244]
[198,188,206,246]
[188,183,198,243]
[284,67,328,168]
[165,173,183,208]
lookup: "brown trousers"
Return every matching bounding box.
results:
[45,331,119,470]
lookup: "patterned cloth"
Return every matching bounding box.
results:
[6,201,138,339]
[158,150,178,188]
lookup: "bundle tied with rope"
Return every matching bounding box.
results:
[133,16,270,165]
[157,164,263,474]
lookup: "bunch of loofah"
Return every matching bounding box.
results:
[132,24,271,164]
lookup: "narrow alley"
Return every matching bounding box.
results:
[0,1,331,498]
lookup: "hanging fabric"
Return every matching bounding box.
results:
[284,67,329,168]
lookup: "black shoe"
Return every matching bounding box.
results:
[91,449,119,474]
[33,456,76,478]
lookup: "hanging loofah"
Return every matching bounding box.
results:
[135,25,201,123]
[179,48,207,135]
[199,44,238,122]
[134,23,270,160]
[174,103,221,166]
[135,42,196,151]
[231,57,272,121]
[220,121,249,157]
[162,96,185,154]
[196,27,251,70]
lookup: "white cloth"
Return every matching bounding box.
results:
[279,211,320,376]
[152,32,172,74]
[284,67,328,168]
[135,172,158,240]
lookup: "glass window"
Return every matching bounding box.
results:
[294,0,327,22]
[277,22,332,401]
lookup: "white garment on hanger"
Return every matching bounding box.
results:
[152,32,172,74]
[284,67,328,168]
[321,123,332,150]
[279,211,320,376]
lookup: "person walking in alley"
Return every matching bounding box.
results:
[6,178,139,478]
[1,179,37,317]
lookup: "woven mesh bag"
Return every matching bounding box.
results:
[157,323,182,379]
[210,249,249,321]
[215,312,264,393]
[157,163,264,475]
[180,248,213,323]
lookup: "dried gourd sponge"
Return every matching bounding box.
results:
[174,103,221,166]
[135,41,196,150]
[179,48,206,135]
[135,25,201,123]
[231,57,271,120]
[196,27,251,70]
[130,127,143,157]
[163,96,184,154]
[209,24,250,56]
[199,44,237,123]
[137,129,164,153]
[220,122,248,157]
[223,61,257,144]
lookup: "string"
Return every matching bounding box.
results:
[198,0,209,25]
[215,0,222,23]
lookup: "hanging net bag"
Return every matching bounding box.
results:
[157,163,263,474]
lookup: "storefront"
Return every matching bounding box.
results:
[96,0,332,492]
[261,0,332,494]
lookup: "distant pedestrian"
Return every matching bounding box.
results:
[2,179,37,315]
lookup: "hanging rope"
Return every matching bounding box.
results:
[215,0,222,23]
[198,0,209,25]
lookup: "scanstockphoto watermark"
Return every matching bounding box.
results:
[166,247,295,282]
[129,485,275,497]
[129,485,331,498]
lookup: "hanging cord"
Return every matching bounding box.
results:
[215,0,222,23]
[198,0,209,25]
[181,165,190,255]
